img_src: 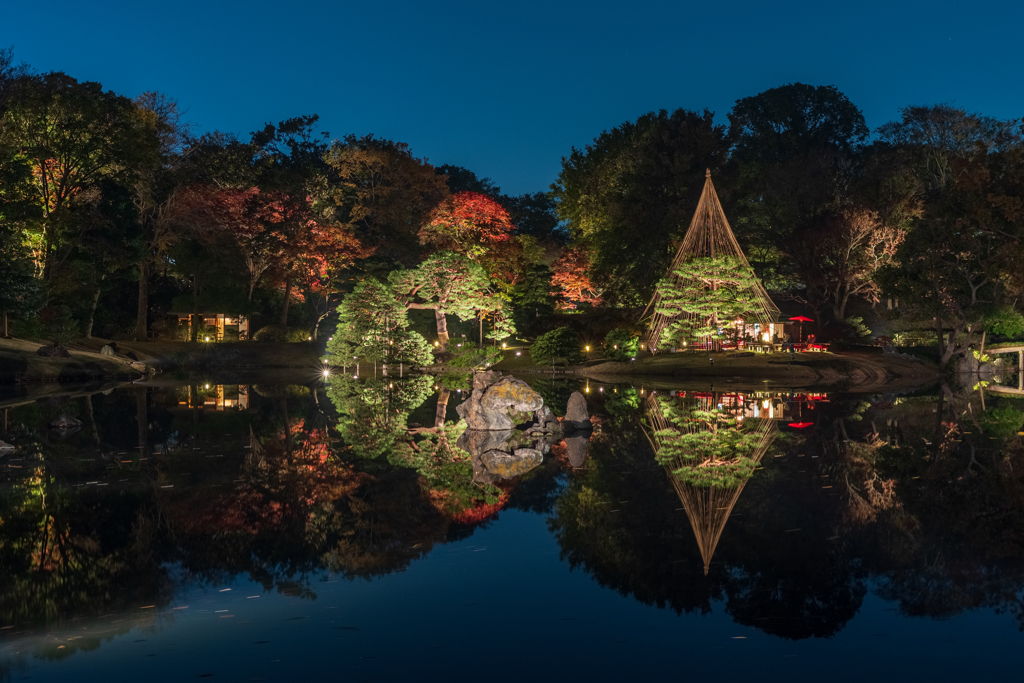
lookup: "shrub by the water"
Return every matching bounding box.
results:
[43,306,79,347]
[530,327,583,365]
[253,325,288,343]
[603,328,639,361]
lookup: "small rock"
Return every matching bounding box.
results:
[100,344,116,356]
[125,351,139,361]
[0,440,14,456]
[564,434,590,468]
[564,391,592,431]
[49,414,82,430]
[130,361,149,373]
[535,405,556,427]
[36,345,70,358]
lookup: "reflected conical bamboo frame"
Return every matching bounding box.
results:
[643,170,779,350]
[642,393,778,575]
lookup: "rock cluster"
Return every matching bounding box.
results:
[0,440,14,456]
[457,372,546,431]
[455,371,593,483]
[36,346,70,358]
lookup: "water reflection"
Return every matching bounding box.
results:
[1,376,1023,668]
[643,391,779,574]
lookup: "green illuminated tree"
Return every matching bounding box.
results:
[654,256,761,347]
[390,251,506,351]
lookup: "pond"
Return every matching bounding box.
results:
[1,374,1023,681]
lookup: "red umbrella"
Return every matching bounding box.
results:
[789,316,813,343]
[788,422,814,429]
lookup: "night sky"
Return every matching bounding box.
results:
[3,0,1023,195]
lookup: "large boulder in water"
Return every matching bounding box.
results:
[456,429,515,454]
[456,399,513,430]
[563,391,592,431]
[481,377,543,413]
[100,344,116,356]
[480,448,543,479]
[457,373,545,430]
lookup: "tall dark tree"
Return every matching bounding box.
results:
[552,108,730,305]
[727,83,869,299]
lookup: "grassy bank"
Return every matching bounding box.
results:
[490,347,939,392]
[1,337,324,383]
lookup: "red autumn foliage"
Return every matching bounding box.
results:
[420,191,515,248]
[551,246,603,309]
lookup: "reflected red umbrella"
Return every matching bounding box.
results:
[788,422,814,428]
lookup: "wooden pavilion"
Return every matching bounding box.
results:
[644,170,778,351]
[642,392,778,575]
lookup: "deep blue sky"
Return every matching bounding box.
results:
[4,0,1023,195]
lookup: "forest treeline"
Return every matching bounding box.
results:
[2,46,1024,367]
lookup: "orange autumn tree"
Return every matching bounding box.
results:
[551,245,603,310]
[419,191,522,286]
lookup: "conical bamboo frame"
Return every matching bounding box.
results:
[644,170,779,351]
[642,393,778,575]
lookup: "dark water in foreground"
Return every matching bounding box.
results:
[1,376,1023,680]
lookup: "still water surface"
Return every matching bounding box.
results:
[1,376,1023,680]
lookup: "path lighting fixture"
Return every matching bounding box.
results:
[434,341,439,347]
[613,344,618,349]
[502,342,507,348]
[323,369,330,377]
[308,336,312,341]
[516,351,521,356]
[204,336,210,342]
[205,384,210,389]
[599,387,603,392]
[585,345,590,352]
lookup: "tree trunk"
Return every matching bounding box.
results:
[435,309,449,350]
[434,387,450,430]
[280,279,292,327]
[84,276,103,339]
[136,259,150,341]
[479,312,484,346]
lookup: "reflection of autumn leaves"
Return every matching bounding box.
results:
[166,423,366,536]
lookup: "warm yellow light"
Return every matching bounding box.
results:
[323,370,330,377]
[585,345,590,351]
[502,343,506,348]
[613,344,617,349]
[205,384,210,389]
[204,336,209,342]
